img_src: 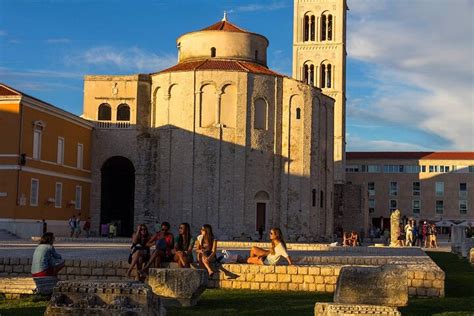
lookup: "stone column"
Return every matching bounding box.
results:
[390,209,401,247]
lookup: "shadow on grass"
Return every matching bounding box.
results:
[167,290,333,316]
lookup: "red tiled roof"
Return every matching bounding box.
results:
[347,152,474,160]
[0,84,21,96]
[201,20,248,33]
[158,59,283,77]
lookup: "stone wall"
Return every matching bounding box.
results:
[333,183,368,236]
[0,256,444,298]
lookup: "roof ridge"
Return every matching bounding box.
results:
[195,59,210,70]
[235,60,250,72]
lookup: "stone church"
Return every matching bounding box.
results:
[81,0,347,240]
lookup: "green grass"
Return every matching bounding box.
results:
[1,252,473,316]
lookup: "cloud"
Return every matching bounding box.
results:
[230,1,288,13]
[46,38,70,44]
[346,0,474,150]
[0,67,82,80]
[65,46,176,73]
[0,30,6,36]
[347,135,434,152]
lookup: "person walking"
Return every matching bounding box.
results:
[68,215,76,237]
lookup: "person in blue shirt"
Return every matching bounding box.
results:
[31,232,65,277]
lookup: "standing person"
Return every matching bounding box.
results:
[405,220,414,246]
[68,215,76,237]
[422,221,429,248]
[173,223,195,268]
[74,213,82,238]
[108,223,116,238]
[83,217,91,238]
[247,227,292,266]
[412,221,419,247]
[126,224,151,279]
[431,224,438,248]
[196,224,218,277]
[31,232,65,277]
[142,222,174,273]
[42,219,47,234]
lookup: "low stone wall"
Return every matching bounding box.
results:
[207,263,444,298]
[0,254,444,298]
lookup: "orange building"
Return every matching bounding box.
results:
[0,84,93,237]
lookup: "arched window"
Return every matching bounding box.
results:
[304,14,316,42]
[303,62,315,86]
[321,14,327,41]
[98,103,111,121]
[296,108,301,120]
[320,64,326,88]
[303,64,309,83]
[255,50,259,61]
[117,103,130,121]
[327,64,332,88]
[211,47,216,57]
[321,13,333,41]
[320,62,333,88]
[254,98,267,130]
[303,15,309,41]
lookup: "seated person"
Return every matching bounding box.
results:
[174,222,195,268]
[141,221,174,274]
[247,227,292,266]
[196,224,218,277]
[31,232,65,277]
[350,231,359,246]
[126,224,151,279]
[342,232,352,246]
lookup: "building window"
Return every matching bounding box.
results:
[321,14,326,41]
[469,166,474,172]
[459,183,467,198]
[367,165,381,173]
[435,182,444,197]
[346,165,360,173]
[326,64,332,88]
[320,63,332,88]
[303,63,315,85]
[327,14,333,40]
[429,165,439,173]
[406,165,420,173]
[435,200,444,214]
[389,199,397,212]
[320,190,324,208]
[459,200,468,215]
[412,182,421,196]
[57,137,64,165]
[368,198,375,213]
[211,47,216,57]
[383,165,404,173]
[33,129,42,160]
[98,103,111,121]
[30,178,39,207]
[55,182,62,208]
[312,189,316,207]
[303,14,316,41]
[421,165,426,172]
[310,15,315,41]
[255,50,259,61]
[368,182,375,196]
[389,182,398,196]
[411,199,420,214]
[77,143,83,169]
[254,98,268,130]
[75,185,82,210]
[296,108,301,120]
[117,103,130,121]
[321,13,333,41]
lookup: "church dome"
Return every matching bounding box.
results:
[176,14,269,66]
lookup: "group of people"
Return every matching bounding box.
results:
[125,222,292,280]
[342,231,360,247]
[67,213,91,238]
[395,220,438,248]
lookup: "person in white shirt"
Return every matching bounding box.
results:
[247,227,292,265]
[405,220,414,247]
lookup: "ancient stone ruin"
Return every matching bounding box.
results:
[44,280,166,316]
[390,209,401,247]
[147,268,208,307]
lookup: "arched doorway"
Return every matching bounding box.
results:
[101,156,135,237]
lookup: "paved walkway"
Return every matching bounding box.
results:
[0,238,451,260]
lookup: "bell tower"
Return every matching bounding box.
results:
[292,0,347,183]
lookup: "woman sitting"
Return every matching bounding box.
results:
[196,224,217,277]
[247,227,292,265]
[31,232,65,277]
[174,222,195,268]
[342,232,352,246]
[126,224,151,279]
[142,221,174,274]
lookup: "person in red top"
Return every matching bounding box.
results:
[141,221,174,275]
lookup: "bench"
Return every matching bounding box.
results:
[0,276,58,299]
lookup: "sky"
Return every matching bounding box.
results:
[0,0,473,152]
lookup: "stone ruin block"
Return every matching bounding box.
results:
[44,280,165,316]
[147,268,208,307]
[315,303,401,316]
[334,264,408,307]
